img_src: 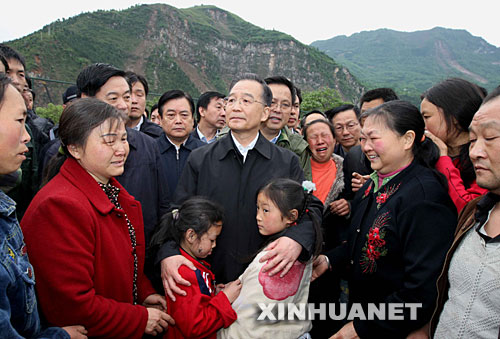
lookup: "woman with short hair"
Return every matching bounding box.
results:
[21,98,174,338]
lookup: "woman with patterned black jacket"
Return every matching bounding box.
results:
[312,101,457,339]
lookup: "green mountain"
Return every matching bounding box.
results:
[311,27,500,103]
[6,4,363,105]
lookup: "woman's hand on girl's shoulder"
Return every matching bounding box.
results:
[221,279,242,303]
[161,255,197,302]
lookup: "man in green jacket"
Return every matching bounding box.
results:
[261,76,312,180]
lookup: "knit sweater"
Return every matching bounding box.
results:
[434,227,500,338]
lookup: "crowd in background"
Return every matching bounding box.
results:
[1,41,499,339]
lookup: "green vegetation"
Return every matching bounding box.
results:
[6,3,363,107]
[37,103,63,123]
[312,27,500,104]
[301,88,348,113]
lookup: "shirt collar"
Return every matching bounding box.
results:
[197,126,219,144]
[0,190,16,216]
[230,132,259,162]
[132,116,144,131]
[269,130,282,144]
[165,134,188,152]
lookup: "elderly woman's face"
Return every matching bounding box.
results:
[0,84,30,175]
[307,122,335,163]
[70,119,129,183]
[360,116,414,175]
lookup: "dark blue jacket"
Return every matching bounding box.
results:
[156,133,205,196]
[139,115,163,139]
[0,190,69,338]
[116,128,171,244]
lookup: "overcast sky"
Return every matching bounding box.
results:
[2,0,500,47]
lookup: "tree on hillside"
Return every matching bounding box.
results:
[301,88,348,114]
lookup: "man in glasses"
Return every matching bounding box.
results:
[261,76,312,180]
[326,104,362,158]
[158,74,320,301]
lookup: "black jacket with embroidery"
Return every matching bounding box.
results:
[325,161,457,338]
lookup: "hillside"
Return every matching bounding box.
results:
[311,27,500,103]
[6,4,363,105]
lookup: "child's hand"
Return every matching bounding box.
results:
[222,279,242,303]
[215,283,226,294]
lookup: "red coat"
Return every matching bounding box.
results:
[436,156,488,213]
[21,158,156,338]
[166,248,237,339]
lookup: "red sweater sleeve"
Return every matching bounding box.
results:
[435,156,488,213]
[21,197,148,338]
[167,266,236,339]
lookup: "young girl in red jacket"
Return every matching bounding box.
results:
[149,197,241,339]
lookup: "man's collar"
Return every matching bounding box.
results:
[132,115,144,131]
[216,132,272,161]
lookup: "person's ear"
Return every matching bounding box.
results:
[403,130,416,150]
[185,229,197,244]
[199,107,206,119]
[67,144,82,160]
[286,209,299,226]
[261,106,270,123]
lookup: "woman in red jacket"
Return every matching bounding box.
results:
[21,98,174,338]
[420,78,488,212]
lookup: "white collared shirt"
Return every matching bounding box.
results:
[231,132,259,163]
[269,130,282,144]
[132,116,144,131]
[197,126,219,144]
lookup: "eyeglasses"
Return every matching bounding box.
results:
[334,122,359,133]
[270,101,291,111]
[224,96,266,108]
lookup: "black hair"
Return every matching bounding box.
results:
[257,178,322,258]
[359,88,398,108]
[76,63,127,97]
[229,73,273,107]
[43,98,125,185]
[302,119,336,142]
[148,197,225,255]
[196,91,225,122]
[300,110,327,130]
[157,89,195,118]
[326,104,360,122]
[24,76,35,103]
[421,78,485,187]
[0,73,12,105]
[294,86,302,104]
[125,71,149,96]
[151,103,158,112]
[0,54,9,73]
[0,44,26,69]
[360,100,447,187]
[264,75,296,106]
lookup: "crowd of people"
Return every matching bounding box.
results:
[0,41,499,339]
